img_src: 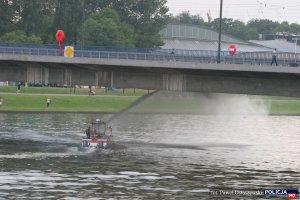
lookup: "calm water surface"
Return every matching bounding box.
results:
[0,113,299,199]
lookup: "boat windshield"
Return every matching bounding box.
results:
[92,120,107,135]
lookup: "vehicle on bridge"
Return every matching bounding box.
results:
[82,119,112,149]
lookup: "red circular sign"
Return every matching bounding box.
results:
[228,44,236,56]
[55,30,65,43]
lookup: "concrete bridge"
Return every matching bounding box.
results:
[0,45,299,97]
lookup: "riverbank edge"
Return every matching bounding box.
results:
[0,110,299,116]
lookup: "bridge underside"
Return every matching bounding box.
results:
[0,60,299,97]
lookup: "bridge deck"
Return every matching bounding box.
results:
[0,46,299,75]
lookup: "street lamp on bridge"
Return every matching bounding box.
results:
[217,0,223,64]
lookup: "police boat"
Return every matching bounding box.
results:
[82,119,112,149]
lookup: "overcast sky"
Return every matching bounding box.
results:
[167,0,300,24]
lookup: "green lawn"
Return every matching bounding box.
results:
[268,100,300,115]
[0,90,299,115]
[0,94,139,112]
[130,94,300,115]
[0,86,150,96]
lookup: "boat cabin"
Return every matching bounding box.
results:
[91,119,107,138]
[82,119,112,148]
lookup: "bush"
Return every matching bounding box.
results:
[0,31,42,44]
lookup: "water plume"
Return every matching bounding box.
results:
[127,91,270,115]
[109,91,270,146]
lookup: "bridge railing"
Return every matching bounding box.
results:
[0,46,60,56]
[224,51,300,66]
[0,45,300,67]
[0,42,156,53]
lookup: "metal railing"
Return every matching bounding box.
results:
[0,45,300,67]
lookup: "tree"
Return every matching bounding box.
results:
[1,0,169,47]
[274,21,291,33]
[84,0,110,14]
[210,18,257,40]
[3,1,300,46]
[53,0,84,45]
[81,8,135,47]
[0,31,42,43]
[247,19,280,35]
[171,11,206,26]
[76,0,170,47]
[0,0,20,36]
[290,23,300,35]
[20,0,56,42]
[100,0,170,48]
[0,0,57,43]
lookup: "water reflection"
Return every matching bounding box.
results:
[0,113,299,199]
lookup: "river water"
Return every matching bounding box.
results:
[0,112,299,199]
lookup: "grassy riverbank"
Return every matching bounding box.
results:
[129,93,300,115]
[0,94,139,112]
[0,86,148,112]
[268,99,300,115]
[0,86,149,96]
[0,87,299,115]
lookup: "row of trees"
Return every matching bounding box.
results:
[172,11,300,40]
[1,1,300,47]
[0,0,170,47]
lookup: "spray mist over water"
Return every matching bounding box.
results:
[112,91,271,146]
[127,91,270,115]
[197,93,269,115]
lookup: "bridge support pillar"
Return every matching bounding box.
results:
[163,73,186,91]
[26,65,49,85]
[111,72,114,87]
[65,68,72,86]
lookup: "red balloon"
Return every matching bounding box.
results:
[228,44,236,56]
[55,30,65,43]
[55,30,65,56]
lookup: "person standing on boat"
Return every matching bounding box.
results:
[94,129,99,138]
[85,126,91,139]
[108,126,112,135]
